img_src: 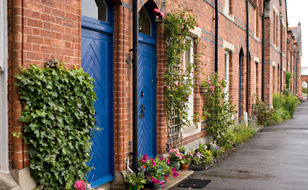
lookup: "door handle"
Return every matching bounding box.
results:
[140,104,145,119]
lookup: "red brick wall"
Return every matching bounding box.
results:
[7,0,300,175]
[8,0,81,170]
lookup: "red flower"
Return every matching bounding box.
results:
[154,8,160,13]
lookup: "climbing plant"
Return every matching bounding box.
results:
[16,62,96,189]
[155,8,199,147]
[201,73,236,147]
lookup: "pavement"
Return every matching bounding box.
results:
[171,102,308,190]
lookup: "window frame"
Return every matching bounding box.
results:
[0,0,9,173]
[81,0,109,23]
[182,36,201,138]
[224,50,231,100]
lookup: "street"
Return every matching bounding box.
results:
[173,102,308,190]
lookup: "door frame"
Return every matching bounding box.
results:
[0,0,9,173]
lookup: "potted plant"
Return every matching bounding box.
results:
[180,152,193,170]
[168,149,183,171]
[179,146,186,154]
[124,172,146,190]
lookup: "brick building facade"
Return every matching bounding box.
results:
[0,0,302,189]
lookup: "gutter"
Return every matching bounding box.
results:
[246,0,249,113]
[132,0,139,171]
[280,18,283,92]
[261,0,266,101]
[215,0,218,72]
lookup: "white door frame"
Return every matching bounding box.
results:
[0,0,9,173]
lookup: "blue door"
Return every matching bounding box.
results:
[137,6,157,158]
[81,0,113,187]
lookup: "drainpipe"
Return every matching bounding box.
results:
[246,0,249,114]
[296,55,298,93]
[286,38,289,72]
[214,0,218,72]
[280,18,283,92]
[132,0,139,171]
[261,0,266,101]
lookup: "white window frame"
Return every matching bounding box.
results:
[225,0,230,15]
[254,8,257,37]
[0,0,9,173]
[224,51,230,100]
[182,36,200,138]
[254,62,258,102]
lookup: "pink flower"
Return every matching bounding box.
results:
[172,168,176,172]
[167,158,170,164]
[181,25,184,29]
[207,80,211,84]
[156,15,159,19]
[74,180,86,190]
[160,156,164,160]
[172,170,179,178]
[210,85,215,92]
[196,22,200,27]
[186,98,189,101]
[166,174,170,178]
[160,12,165,18]
[174,81,178,86]
[152,159,156,167]
[167,86,170,89]
[154,8,160,13]
[146,174,151,178]
[142,154,148,162]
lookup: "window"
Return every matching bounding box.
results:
[255,62,258,100]
[183,37,194,122]
[81,0,108,22]
[182,37,199,137]
[225,51,231,99]
[225,0,230,14]
[138,8,152,35]
[255,8,257,37]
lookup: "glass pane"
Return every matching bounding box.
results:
[139,8,151,35]
[82,0,108,22]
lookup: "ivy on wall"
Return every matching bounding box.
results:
[16,62,96,189]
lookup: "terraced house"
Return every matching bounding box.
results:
[0,0,302,189]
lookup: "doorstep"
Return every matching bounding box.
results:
[164,170,194,190]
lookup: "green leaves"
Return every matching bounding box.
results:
[202,73,236,147]
[162,9,199,140]
[16,65,96,189]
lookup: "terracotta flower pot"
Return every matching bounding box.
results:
[180,163,189,170]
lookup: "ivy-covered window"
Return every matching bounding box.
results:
[139,7,152,35]
[82,0,108,22]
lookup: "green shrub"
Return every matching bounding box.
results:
[273,93,283,110]
[16,65,96,189]
[231,124,257,145]
[272,108,290,124]
[282,94,298,117]
[302,87,307,94]
[202,73,236,147]
[252,99,275,126]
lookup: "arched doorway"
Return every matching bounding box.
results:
[81,0,114,187]
[137,3,157,158]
